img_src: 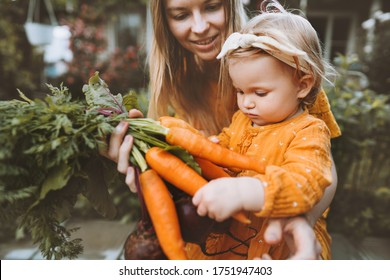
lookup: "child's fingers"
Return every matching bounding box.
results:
[192,186,205,206]
[195,203,208,217]
[192,191,207,217]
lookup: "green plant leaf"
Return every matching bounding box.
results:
[40,164,72,200]
[82,71,126,114]
[82,157,117,219]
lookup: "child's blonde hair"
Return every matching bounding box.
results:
[220,0,334,108]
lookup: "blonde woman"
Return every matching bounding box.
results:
[106,0,340,259]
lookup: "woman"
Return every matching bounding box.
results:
[106,0,340,259]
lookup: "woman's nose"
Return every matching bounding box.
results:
[191,13,209,34]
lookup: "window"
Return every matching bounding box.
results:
[308,12,358,61]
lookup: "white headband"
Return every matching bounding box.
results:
[217,32,311,74]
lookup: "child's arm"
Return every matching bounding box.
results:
[193,121,332,221]
[254,122,332,218]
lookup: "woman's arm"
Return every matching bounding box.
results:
[305,154,337,226]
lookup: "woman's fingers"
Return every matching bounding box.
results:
[125,166,137,193]
[284,216,322,260]
[105,121,129,162]
[104,110,142,161]
[263,219,285,244]
[117,135,134,174]
[128,109,144,118]
[263,217,322,260]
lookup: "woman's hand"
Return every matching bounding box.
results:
[261,217,322,260]
[101,109,143,192]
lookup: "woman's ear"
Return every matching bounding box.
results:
[297,74,314,99]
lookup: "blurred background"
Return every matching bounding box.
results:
[0,0,389,259]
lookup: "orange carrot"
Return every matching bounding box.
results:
[166,127,266,174]
[146,147,207,196]
[159,116,201,134]
[194,157,230,180]
[140,169,188,260]
[145,147,250,224]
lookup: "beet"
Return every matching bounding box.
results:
[175,195,232,244]
[123,220,167,260]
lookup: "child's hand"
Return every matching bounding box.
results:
[192,177,265,222]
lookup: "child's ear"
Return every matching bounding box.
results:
[297,74,314,99]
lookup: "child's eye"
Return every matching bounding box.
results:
[236,90,244,95]
[255,91,268,97]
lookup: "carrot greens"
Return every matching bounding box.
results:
[0,72,196,259]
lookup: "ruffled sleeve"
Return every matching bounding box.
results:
[308,89,341,138]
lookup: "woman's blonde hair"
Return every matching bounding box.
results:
[220,0,335,108]
[147,0,247,134]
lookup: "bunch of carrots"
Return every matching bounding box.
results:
[133,116,266,260]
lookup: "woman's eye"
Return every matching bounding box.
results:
[255,91,268,97]
[205,2,222,12]
[172,13,189,21]
[236,90,244,95]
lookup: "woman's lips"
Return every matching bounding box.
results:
[191,35,219,51]
[192,35,218,45]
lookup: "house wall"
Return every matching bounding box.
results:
[250,0,388,61]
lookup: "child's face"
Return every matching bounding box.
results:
[164,0,226,62]
[229,53,307,127]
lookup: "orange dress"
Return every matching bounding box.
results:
[186,109,333,260]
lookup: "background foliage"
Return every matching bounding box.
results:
[326,54,390,240]
[53,2,148,101]
[0,0,41,100]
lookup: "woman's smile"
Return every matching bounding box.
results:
[191,34,218,45]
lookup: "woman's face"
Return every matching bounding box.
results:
[164,0,226,61]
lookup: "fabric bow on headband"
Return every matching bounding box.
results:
[217,32,311,74]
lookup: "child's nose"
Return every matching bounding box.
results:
[243,95,256,108]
